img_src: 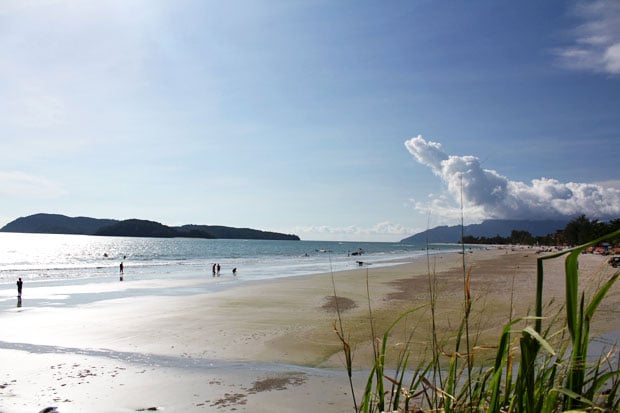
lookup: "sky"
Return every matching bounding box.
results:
[1,0,619,242]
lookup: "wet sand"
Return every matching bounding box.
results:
[0,248,618,412]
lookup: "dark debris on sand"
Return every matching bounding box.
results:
[207,393,248,409]
[202,373,307,409]
[321,295,357,312]
[248,373,307,393]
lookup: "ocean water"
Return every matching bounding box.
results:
[0,233,460,285]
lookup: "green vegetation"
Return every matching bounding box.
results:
[95,219,214,238]
[0,213,117,235]
[177,224,300,240]
[462,215,620,247]
[334,229,620,412]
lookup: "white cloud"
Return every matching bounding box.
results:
[289,222,419,242]
[556,0,620,75]
[369,221,413,235]
[410,195,487,223]
[604,43,620,73]
[405,135,620,221]
[594,179,620,190]
[0,171,66,198]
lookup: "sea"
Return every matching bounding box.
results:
[0,232,460,286]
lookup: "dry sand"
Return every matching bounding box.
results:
[0,248,618,412]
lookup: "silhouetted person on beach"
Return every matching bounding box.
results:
[217,263,221,276]
[212,263,216,277]
[120,262,124,281]
[17,278,23,297]
[232,267,237,276]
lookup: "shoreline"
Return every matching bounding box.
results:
[0,234,457,287]
[1,248,618,412]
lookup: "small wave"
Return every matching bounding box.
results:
[0,235,458,285]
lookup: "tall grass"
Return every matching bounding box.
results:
[336,229,620,412]
[330,253,358,412]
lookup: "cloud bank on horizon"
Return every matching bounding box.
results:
[405,135,620,222]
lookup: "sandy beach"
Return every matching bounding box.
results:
[1,248,618,412]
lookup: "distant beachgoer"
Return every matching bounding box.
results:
[17,278,23,297]
[217,263,221,276]
[232,267,237,276]
[212,263,216,277]
[120,262,124,281]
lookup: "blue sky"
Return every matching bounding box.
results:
[1,0,619,241]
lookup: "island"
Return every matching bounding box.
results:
[0,213,300,241]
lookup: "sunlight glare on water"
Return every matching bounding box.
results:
[0,233,460,284]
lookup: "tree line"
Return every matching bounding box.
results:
[462,215,620,246]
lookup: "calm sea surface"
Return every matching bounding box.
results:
[0,233,460,285]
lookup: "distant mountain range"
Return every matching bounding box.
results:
[400,219,570,244]
[0,213,300,241]
[1,214,572,244]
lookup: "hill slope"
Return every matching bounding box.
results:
[401,219,569,244]
[177,225,299,241]
[95,219,201,238]
[0,213,117,235]
[1,213,299,240]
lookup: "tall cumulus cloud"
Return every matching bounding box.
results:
[405,135,620,220]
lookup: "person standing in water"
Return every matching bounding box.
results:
[120,262,124,281]
[16,278,23,297]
